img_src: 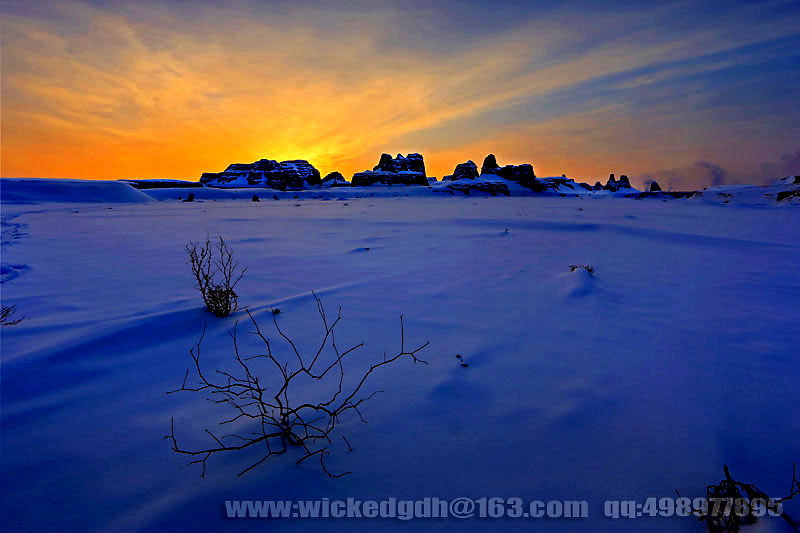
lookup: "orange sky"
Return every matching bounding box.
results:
[2,1,799,188]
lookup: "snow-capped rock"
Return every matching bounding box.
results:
[444,160,479,181]
[321,172,349,187]
[602,174,634,192]
[351,153,429,186]
[478,154,536,183]
[200,158,322,189]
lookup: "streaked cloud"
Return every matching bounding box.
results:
[1,0,799,182]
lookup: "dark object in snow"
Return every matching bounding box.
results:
[351,153,429,186]
[185,236,246,317]
[252,194,260,202]
[273,195,279,200]
[461,363,469,368]
[569,264,595,274]
[166,294,429,478]
[183,193,195,202]
[677,464,800,532]
[321,172,349,187]
[200,158,322,189]
[777,190,800,202]
[272,308,281,315]
[650,180,662,192]
[0,305,24,326]
[455,354,463,359]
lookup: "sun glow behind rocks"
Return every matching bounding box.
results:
[1,0,799,188]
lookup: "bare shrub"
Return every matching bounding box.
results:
[166,293,429,477]
[185,236,246,317]
[0,305,24,326]
[569,264,595,274]
[678,464,800,532]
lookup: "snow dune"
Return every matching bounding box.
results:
[1,188,799,532]
[1,178,154,204]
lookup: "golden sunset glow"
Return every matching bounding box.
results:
[2,1,799,187]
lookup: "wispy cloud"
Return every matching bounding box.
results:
[1,0,799,181]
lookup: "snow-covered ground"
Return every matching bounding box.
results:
[1,179,799,532]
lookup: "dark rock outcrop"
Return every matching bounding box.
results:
[649,180,662,192]
[200,158,321,189]
[372,153,426,175]
[479,154,536,184]
[603,173,634,192]
[480,154,501,175]
[321,172,349,187]
[496,163,535,181]
[351,153,429,186]
[445,160,479,181]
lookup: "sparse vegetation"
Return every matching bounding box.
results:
[185,236,246,317]
[569,264,595,274]
[166,294,429,477]
[678,464,800,532]
[0,305,24,326]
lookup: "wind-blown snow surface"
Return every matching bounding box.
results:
[1,186,799,532]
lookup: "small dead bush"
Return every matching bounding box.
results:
[0,305,24,326]
[186,236,246,317]
[569,264,595,274]
[678,464,799,532]
[166,293,429,477]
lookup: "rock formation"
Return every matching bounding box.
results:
[603,173,634,192]
[351,153,429,186]
[321,172,349,187]
[444,160,479,181]
[649,180,662,192]
[479,154,536,182]
[480,154,501,175]
[200,159,321,189]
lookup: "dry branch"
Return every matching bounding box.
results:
[678,464,800,532]
[185,235,246,317]
[0,305,24,326]
[166,293,429,477]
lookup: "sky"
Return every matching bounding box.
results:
[1,0,799,190]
